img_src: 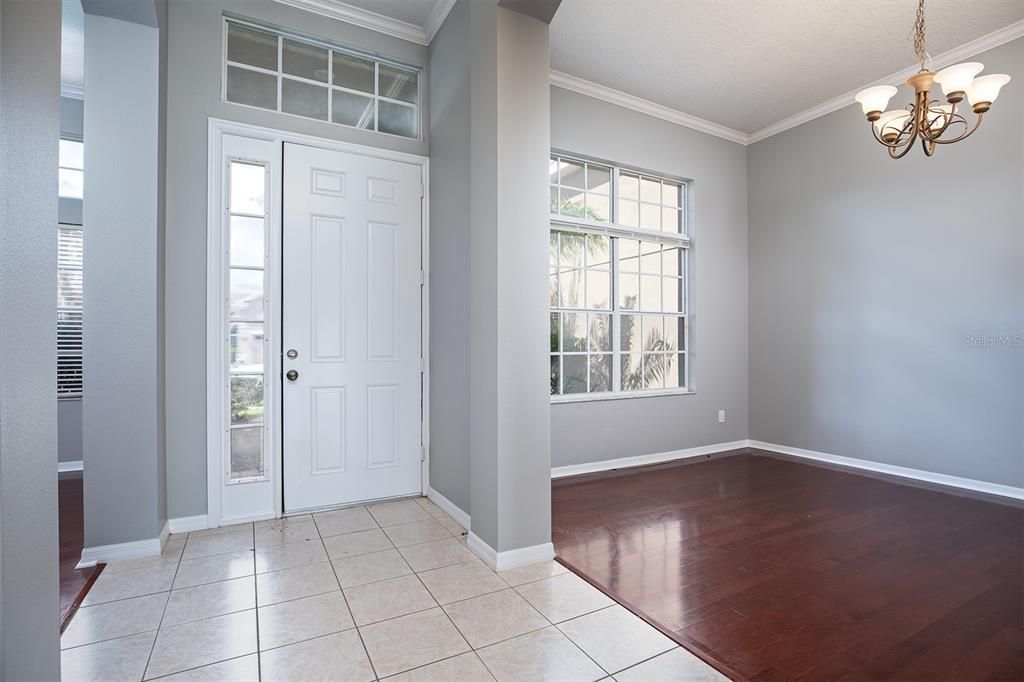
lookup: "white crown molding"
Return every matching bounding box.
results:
[552,21,1024,146]
[747,19,1024,144]
[423,0,456,44]
[273,0,429,45]
[550,70,749,145]
[61,82,84,100]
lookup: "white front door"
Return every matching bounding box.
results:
[282,143,423,512]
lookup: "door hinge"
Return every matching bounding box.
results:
[420,445,426,462]
[420,356,425,372]
[420,182,425,198]
[419,270,425,286]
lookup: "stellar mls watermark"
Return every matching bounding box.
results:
[963,334,1023,349]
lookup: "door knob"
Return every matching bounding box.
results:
[286,369,299,381]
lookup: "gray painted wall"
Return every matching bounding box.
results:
[164,0,428,519]
[466,2,553,552]
[0,0,61,676]
[427,0,471,514]
[748,37,1024,488]
[59,95,84,464]
[428,1,553,552]
[549,88,751,468]
[82,13,164,546]
[489,5,552,552]
[58,400,83,463]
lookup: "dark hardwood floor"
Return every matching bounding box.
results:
[552,451,1024,681]
[60,472,101,631]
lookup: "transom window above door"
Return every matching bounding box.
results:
[222,18,421,140]
[549,154,691,401]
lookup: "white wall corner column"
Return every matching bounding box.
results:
[467,1,554,569]
[0,0,62,677]
[82,13,165,553]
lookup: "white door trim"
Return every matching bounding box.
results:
[207,118,430,529]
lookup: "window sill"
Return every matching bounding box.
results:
[551,389,694,405]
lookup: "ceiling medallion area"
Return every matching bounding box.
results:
[854,0,1011,159]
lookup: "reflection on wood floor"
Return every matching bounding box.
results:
[552,451,1024,681]
[60,472,102,631]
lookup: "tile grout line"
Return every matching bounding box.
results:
[405,551,475,676]
[314,508,382,681]
[138,522,199,681]
[145,653,255,681]
[86,510,599,667]
[80,502,628,680]
[551,603,630,676]
[64,504,460,677]
[251,522,262,682]
[66,555,515,659]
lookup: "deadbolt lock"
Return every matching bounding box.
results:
[286,349,298,359]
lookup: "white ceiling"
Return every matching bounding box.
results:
[550,0,1024,134]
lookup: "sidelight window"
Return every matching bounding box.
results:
[226,160,269,481]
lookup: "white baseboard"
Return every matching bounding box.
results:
[76,536,163,569]
[58,460,83,473]
[426,486,471,529]
[551,439,749,479]
[168,514,209,534]
[467,532,555,572]
[748,440,1024,502]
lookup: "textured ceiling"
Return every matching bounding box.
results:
[550,0,1024,134]
[335,0,441,27]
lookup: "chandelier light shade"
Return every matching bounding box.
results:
[854,0,1011,159]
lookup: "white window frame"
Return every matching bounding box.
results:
[220,17,422,141]
[58,137,84,199]
[208,132,280,526]
[206,118,431,529]
[550,153,693,404]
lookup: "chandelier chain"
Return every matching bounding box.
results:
[913,0,928,70]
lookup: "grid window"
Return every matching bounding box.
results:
[618,171,684,234]
[224,20,420,140]
[550,155,689,399]
[549,156,612,223]
[226,160,268,481]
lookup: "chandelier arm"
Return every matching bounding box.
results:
[870,123,916,149]
[920,98,954,140]
[888,127,919,159]
[869,103,919,149]
[931,112,984,144]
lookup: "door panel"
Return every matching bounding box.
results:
[283,143,422,512]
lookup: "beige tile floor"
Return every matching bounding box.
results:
[61,497,727,681]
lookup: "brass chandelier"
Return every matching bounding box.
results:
[854,0,1011,159]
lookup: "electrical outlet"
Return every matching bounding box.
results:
[718,409,726,423]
